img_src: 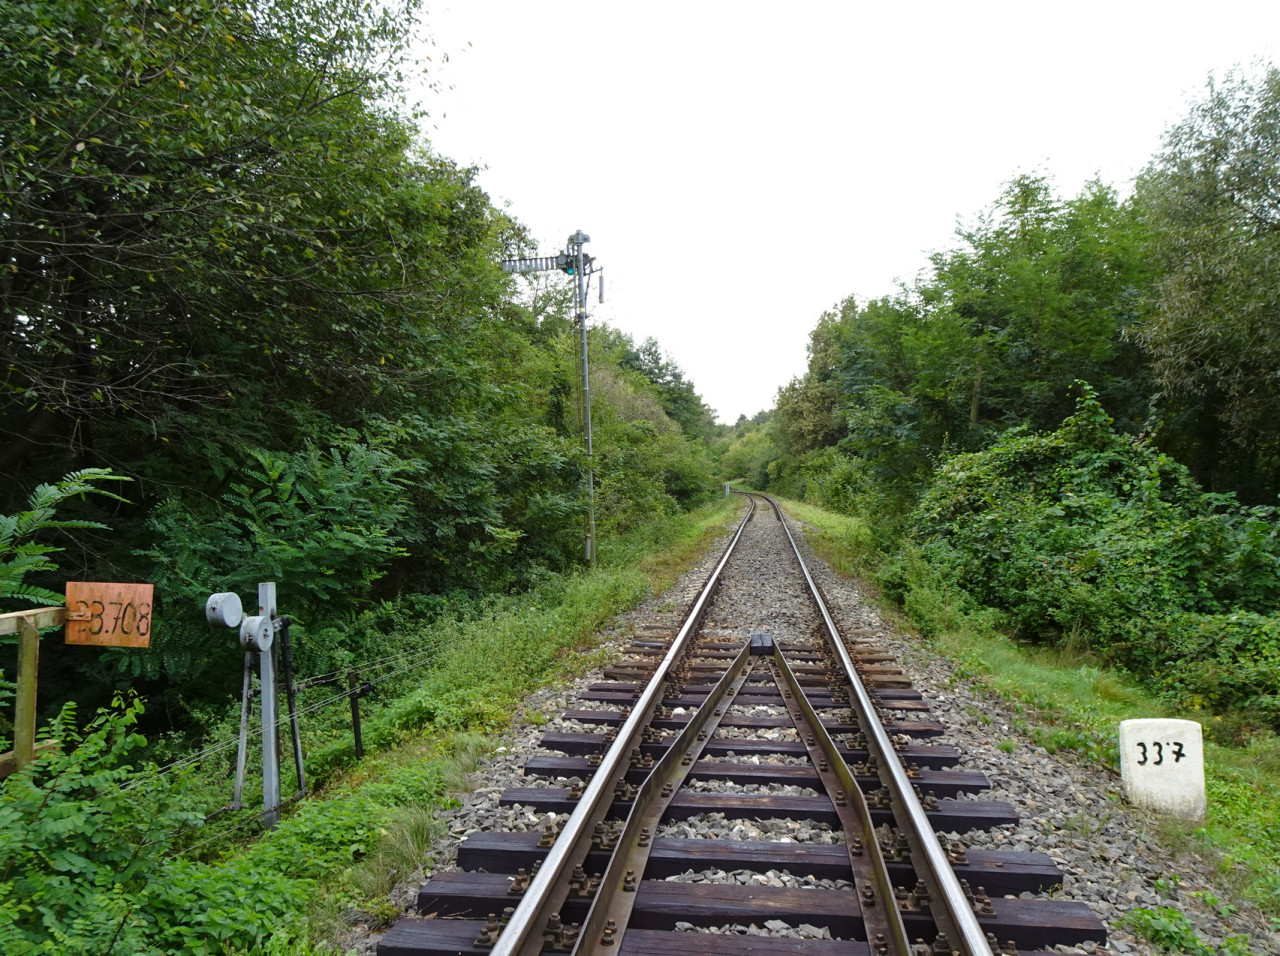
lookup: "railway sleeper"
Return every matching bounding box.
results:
[537,732,962,769]
[495,786,1020,830]
[579,692,934,713]
[520,754,991,798]
[378,918,1095,956]
[587,676,911,696]
[410,875,1102,949]
[377,917,874,955]
[558,709,948,738]
[454,831,1064,896]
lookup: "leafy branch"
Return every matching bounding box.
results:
[0,469,129,611]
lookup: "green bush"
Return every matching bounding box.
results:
[0,691,449,954]
[1119,905,1253,955]
[911,385,1280,725]
[0,697,202,954]
[1147,612,1280,722]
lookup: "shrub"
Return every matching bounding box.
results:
[911,385,1280,725]
[1,469,127,611]
[0,697,201,954]
[138,440,411,681]
[1146,612,1280,724]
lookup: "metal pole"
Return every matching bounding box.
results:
[258,582,281,826]
[572,230,596,567]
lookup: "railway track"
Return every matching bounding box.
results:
[377,494,1107,956]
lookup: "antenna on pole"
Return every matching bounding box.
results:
[502,232,599,566]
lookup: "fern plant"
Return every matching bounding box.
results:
[0,469,128,610]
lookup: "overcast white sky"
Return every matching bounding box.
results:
[410,2,1280,424]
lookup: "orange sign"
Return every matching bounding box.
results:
[65,583,154,648]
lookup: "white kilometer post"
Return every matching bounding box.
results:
[1119,718,1206,820]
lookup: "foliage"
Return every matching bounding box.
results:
[0,0,443,443]
[0,497,734,953]
[0,0,718,943]
[137,440,411,679]
[0,696,202,954]
[0,0,719,726]
[788,495,1280,914]
[773,117,1280,509]
[0,470,127,611]
[618,336,716,441]
[1151,612,1280,724]
[760,62,1280,914]
[1119,906,1252,956]
[1135,65,1280,473]
[912,386,1280,725]
[930,175,1152,433]
[770,176,1154,505]
[712,413,778,490]
[581,330,717,535]
[0,694,413,953]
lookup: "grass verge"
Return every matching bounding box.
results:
[779,496,1280,920]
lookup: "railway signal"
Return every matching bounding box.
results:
[501,231,601,566]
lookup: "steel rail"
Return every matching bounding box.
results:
[488,494,759,956]
[770,643,912,955]
[762,493,995,956]
[574,640,756,954]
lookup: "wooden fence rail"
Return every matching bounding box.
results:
[0,607,64,777]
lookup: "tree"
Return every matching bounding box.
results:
[781,294,974,488]
[0,0,587,705]
[930,175,1151,433]
[0,0,508,478]
[769,175,1155,508]
[619,337,716,441]
[0,0,723,728]
[1134,65,1280,483]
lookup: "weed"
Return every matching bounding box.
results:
[441,733,493,793]
[1119,906,1213,955]
[347,803,441,900]
[1191,891,1238,920]
[1061,810,1098,839]
[965,705,994,726]
[365,898,403,928]
[1256,872,1280,913]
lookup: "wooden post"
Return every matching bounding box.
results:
[347,670,364,760]
[1,607,65,774]
[13,615,39,771]
[278,617,306,797]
